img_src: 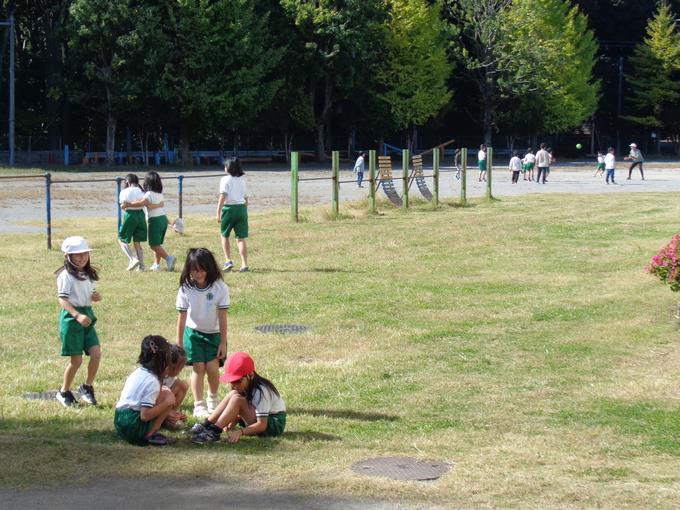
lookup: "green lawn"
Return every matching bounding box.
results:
[1,192,679,508]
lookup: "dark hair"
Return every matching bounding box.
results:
[138,335,170,381]
[169,343,186,366]
[513,152,519,157]
[527,147,532,152]
[608,146,615,152]
[540,143,546,149]
[179,248,223,289]
[144,171,163,193]
[244,371,280,404]
[55,254,99,281]
[124,173,140,188]
[225,158,244,177]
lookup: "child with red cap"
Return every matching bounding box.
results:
[190,352,286,444]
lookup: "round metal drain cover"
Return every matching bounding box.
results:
[24,390,60,401]
[254,324,310,334]
[351,456,451,481]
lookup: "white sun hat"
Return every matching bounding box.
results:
[61,236,92,254]
[629,143,638,148]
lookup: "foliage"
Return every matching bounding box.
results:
[646,234,680,292]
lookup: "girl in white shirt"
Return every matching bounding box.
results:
[117,174,146,271]
[478,144,487,182]
[217,158,249,272]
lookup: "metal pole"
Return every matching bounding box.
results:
[115,177,123,232]
[487,147,493,200]
[460,148,467,205]
[177,174,184,218]
[331,150,339,217]
[368,149,376,214]
[45,172,52,249]
[291,152,299,222]
[402,149,409,209]
[8,11,15,167]
[433,147,440,207]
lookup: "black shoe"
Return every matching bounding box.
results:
[143,432,176,446]
[78,384,97,406]
[56,390,77,407]
[191,429,221,444]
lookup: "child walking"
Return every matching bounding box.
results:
[121,171,176,272]
[523,148,535,181]
[353,152,366,188]
[217,158,249,272]
[176,248,229,418]
[163,344,189,429]
[605,147,616,184]
[114,335,176,446]
[594,151,605,177]
[56,236,102,407]
[478,144,487,182]
[509,152,522,184]
[118,173,146,271]
[190,352,286,444]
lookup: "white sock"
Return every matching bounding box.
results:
[135,246,145,269]
[120,244,135,261]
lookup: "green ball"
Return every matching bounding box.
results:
[576,143,582,149]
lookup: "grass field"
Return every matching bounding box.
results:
[1,192,679,508]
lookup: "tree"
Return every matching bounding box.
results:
[377,0,452,151]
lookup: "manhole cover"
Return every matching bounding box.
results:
[23,390,60,401]
[351,456,451,481]
[254,324,310,334]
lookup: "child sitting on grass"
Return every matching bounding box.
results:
[114,335,176,446]
[190,352,286,444]
[163,344,189,430]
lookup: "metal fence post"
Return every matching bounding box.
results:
[461,148,467,205]
[115,176,123,232]
[332,150,339,217]
[63,145,69,166]
[45,172,52,249]
[487,146,493,200]
[291,152,299,222]
[177,174,184,218]
[402,149,409,209]
[368,149,376,214]
[433,147,440,207]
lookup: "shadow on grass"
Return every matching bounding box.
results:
[289,407,400,422]
[252,267,365,274]
[282,431,341,442]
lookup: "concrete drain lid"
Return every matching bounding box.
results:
[23,390,60,401]
[351,456,451,481]
[254,324,310,334]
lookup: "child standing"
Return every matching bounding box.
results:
[122,171,176,272]
[353,152,366,188]
[163,344,189,429]
[594,151,605,177]
[56,236,102,407]
[176,248,229,418]
[509,152,522,184]
[605,147,616,184]
[190,352,286,444]
[118,173,146,271]
[478,144,487,182]
[523,148,535,181]
[114,335,176,446]
[625,143,645,180]
[217,158,249,272]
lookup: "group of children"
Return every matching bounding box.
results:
[505,144,554,184]
[594,143,644,184]
[55,159,285,447]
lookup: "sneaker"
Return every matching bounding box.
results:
[78,384,97,406]
[238,266,249,273]
[188,422,207,436]
[207,393,220,413]
[166,255,176,272]
[127,258,140,271]
[144,432,176,446]
[56,390,77,408]
[191,429,221,444]
[222,261,234,272]
[149,263,161,271]
[193,400,209,418]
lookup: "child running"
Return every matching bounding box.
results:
[114,335,176,446]
[163,344,189,430]
[594,151,605,177]
[176,248,229,418]
[190,352,286,444]
[217,158,249,272]
[121,171,176,272]
[56,236,102,407]
[523,148,535,181]
[117,173,146,271]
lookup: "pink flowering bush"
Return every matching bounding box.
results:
[646,234,680,292]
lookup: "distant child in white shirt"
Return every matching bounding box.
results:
[217,158,249,272]
[117,174,146,271]
[604,147,616,184]
[509,152,522,184]
[594,151,605,177]
[478,144,487,182]
[523,148,536,181]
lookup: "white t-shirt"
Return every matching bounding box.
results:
[119,186,145,210]
[219,175,248,205]
[252,384,286,418]
[176,280,230,333]
[523,153,536,164]
[605,153,616,170]
[478,150,486,162]
[353,156,365,173]
[535,149,551,167]
[629,148,643,162]
[57,270,94,307]
[144,191,166,218]
[509,156,522,171]
[597,155,605,164]
[116,367,161,411]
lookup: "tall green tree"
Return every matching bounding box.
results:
[377,0,452,151]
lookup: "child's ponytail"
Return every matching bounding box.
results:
[138,335,170,381]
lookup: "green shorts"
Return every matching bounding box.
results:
[525,163,534,171]
[261,412,286,437]
[59,307,99,356]
[478,160,487,171]
[596,163,605,170]
[119,209,147,243]
[183,327,223,366]
[114,408,151,445]
[147,215,168,247]
[220,204,248,239]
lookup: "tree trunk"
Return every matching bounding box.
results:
[179,124,192,167]
[105,112,116,165]
[315,123,325,162]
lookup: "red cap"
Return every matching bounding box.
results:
[219,352,255,383]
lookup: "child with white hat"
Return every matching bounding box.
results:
[624,143,644,180]
[55,236,102,407]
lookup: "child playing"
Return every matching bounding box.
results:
[56,236,102,407]
[163,344,189,430]
[594,151,605,177]
[605,146,616,184]
[176,248,229,418]
[477,144,487,182]
[625,143,645,180]
[190,352,286,444]
[121,171,176,272]
[353,152,366,188]
[523,148,535,181]
[114,335,176,446]
[118,173,146,271]
[217,158,249,272]
[509,152,522,184]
